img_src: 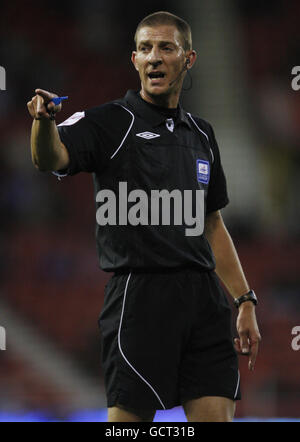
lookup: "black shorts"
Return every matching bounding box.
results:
[98,268,241,413]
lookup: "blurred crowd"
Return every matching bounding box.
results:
[236,0,300,237]
[0,0,299,418]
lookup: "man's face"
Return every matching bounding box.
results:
[132,25,188,102]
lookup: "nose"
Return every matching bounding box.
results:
[150,59,162,69]
[148,47,162,67]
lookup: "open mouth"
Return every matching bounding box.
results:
[148,71,165,79]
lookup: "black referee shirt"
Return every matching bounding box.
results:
[56,90,229,272]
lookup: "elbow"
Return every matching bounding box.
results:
[35,164,49,172]
[33,160,43,171]
[32,157,52,172]
[32,158,45,171]
[31,141,69,172]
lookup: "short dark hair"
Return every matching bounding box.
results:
[134,11,192,51]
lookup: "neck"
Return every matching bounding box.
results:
[140,88,180,109]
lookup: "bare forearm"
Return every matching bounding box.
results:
[28,89,69,171]
[31,119,65,170]
[205,213,249,298]
[205,211,261,370]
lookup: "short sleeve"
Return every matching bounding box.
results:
[56,111,109,176]
[55,103,133,177]
[206,123,229,214]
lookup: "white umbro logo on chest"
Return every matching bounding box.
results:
[136,131,160,140]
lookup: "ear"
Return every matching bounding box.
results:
[131,51,139,71]
[185,50,197,69]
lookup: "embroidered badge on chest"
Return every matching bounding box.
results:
[166,118,174,133]
[196,159,210,184]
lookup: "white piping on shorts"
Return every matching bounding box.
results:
[118,272,166,410]
[110,104,135,160]
[234,370,240,400]
[187,113,214,164]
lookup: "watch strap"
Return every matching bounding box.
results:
[234,290,257,308]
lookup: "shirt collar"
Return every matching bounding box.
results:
[124,90,192,129]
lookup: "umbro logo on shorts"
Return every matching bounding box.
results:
[136,131,160,140]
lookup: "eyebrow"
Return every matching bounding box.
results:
[138,40,176,47]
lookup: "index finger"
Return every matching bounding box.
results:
[35,88,54,101]
[248,339,259,371]
[36,94,46,115]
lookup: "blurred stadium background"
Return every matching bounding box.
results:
[0,0,299,422]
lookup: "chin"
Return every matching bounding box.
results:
[146,86,170,97]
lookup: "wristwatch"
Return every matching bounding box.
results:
[234,290,257,308]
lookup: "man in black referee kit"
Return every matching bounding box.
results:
[27,11,261,422]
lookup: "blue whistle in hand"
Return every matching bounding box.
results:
[51,96,68,105]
